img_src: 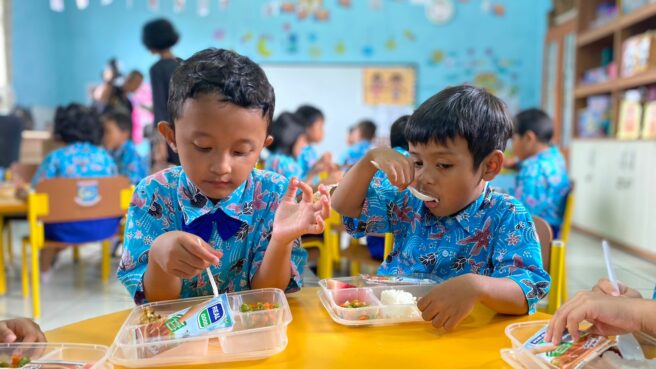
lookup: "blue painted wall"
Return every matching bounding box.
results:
[12,0,550,109]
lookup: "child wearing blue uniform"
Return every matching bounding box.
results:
[32,104,119,274]
[264,112,308,180]
[511,109,570,237]
[339,119,377,169]
[102,112,148,185]
[333,86,550,330]
[117,49,331,304]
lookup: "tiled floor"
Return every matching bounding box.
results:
[0,221,654,331]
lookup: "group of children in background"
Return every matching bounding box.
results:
[5,47,654,350]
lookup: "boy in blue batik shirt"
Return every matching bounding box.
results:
[332,86,550,330]
[32,104,119,275]
[511,109,570,237]
[117,49,331,304]
[339,119,377,169]
[102,112,148,185]
[264,112,308,180]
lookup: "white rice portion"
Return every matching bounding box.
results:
[380,289,420,319]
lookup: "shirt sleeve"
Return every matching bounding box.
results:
[117,180,174,304]
[247,177,306,293]
[488,200,552,314]
[342,176,406,239]
[31,154,57,187]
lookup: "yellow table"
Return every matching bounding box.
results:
[47,287,550,369]
[0,196,28,295]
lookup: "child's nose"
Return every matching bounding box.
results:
[210,153,232,175]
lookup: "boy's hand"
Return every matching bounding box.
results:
[368,147,415,190]
[0,318,46,343]
[272,178,330,244]
[417,274,481,330]
[150,231,223,280]
[592,278,643,298]
[545,291,645,345]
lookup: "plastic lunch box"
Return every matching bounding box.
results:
[108,288,291,368]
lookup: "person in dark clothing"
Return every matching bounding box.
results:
[0,114,23,169]
[142,18,181,166]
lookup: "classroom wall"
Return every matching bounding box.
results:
[12,0,551,113]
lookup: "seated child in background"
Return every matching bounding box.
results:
[366,115,411,261]
[118,48,331,304]
[511,108,570,237]
[102,111,148,185]
[295,105,342,185]
[264,112,309,180]
[339,119,377,169]
[33,104,120,275]
[0,318,45,343]
[547,277,656,345]
[332,85,550,330]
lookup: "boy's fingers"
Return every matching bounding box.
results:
[417,296,430,311]
[0,324,16,343]
[182,237,221,264]
[297,181,314,203]
[282,178,299,202]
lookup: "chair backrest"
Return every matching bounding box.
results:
[533,216,554,272]
[559,182,575,243]
[383,233,393,260]
[9,162,39,184]
[31,176,132,223]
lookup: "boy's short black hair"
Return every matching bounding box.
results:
[54,103,102,145]
[102,111,133,134]
[268,112,306,157]
[295,105,324,128]
[356,119,377,141]
[127,70,144,79]
[514,108,553,143]
[168,48,275,129]
[142,18,179,51]
[405,85,512,168]
[390,115,410,151]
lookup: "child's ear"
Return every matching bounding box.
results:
[481,150,504,181]
[264,135,274,148]
[157,121,178,152]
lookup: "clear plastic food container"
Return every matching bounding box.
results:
[501,320,656,368]
[0,343,111,369]
[318,275,440,326]
[108,288,291,368]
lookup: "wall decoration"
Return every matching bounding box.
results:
[240,32,253,43]
[198,0,210,16]
[286,33,299,54]
[370,0,382,10]
[492,3,505,16]
[363,67,416,106]
[338,0,352,8]
[309,45,322,58]
[257,36,273,57]
[335,41,346,55]
[385,38,397,51]
[425,0,455,24]
[428,49,444,65]
[148,0,158,11]
[218,0,229,10]
[362,46,375,57]
[403,29,416,41]
[76,0,89,10]
[314,8,330,21]
[213,28,225,41]
[173,0,185,13]
[50,0,65,12]
[101,0,113,6]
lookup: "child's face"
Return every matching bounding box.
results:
[409,137,502,217]
[307,118,325,143]
[348,128,360,145]
[511,132,534,160]
[292,134,309,158]
[159,94,272,201]
[102,120,129,151]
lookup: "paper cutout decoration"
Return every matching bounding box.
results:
[198,0,209,16]
[338,0,351,7]
[385,38,397,51]
[403,29,416,41]
[426,0,454,25]
[287,33,299,53]
[174,0,185,13]
[50,0,65,12]
[429,49,444,65]
[309,46,322,58]
[241,32,254,43]
[148,0,158,11]
[76,0,89,10]
[101,0,113,5]
[314,8,330,21]
[363,67,416,106]
[362,46,375,57]
[218,0,229,10]
[492,3,505,16]
[213,29,226,40]
[335,41,346,55]
[257,36,273,57]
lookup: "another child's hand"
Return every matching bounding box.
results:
[592,278,643,298]
[417,274,481,330]
[545,291,646,345]
[151,231,223,280]
[272,178,330,244]
[367,147,414,190]
[0,318,46,343]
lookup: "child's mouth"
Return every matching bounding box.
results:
[205,180,232,189]
[423,199,440,209]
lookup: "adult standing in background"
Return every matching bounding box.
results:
[142,18,181,166]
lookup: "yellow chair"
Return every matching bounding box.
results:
[21,176,132,318]
[342,232,393,276]
[533,216,567,314]
[301,209,342,279]
[555,183,575,303]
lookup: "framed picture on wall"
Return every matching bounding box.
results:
[363,67,416,106]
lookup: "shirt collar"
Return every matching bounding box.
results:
[177,169,255,227]
[424,184,492,235]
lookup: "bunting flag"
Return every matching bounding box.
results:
[50,0,65,12]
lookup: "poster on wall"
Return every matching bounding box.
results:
[363,67,416,106]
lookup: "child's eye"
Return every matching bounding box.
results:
[194,144,212,153]
[413,161,423,168]
[437,163,453,170]
[232,151,248,157]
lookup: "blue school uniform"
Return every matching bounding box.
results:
[343,180,551,314]
[117,167,307,304]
